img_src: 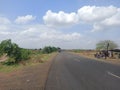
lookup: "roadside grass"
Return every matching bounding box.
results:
[72,50,120,65]
[24,53,55,66]
[72,50,96,58]
[0,63,22,72]
[0,52,57,73]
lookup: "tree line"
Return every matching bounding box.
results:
[0,39,60,65]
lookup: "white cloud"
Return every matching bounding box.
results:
[102,9,120,26]
[0,17,11,24]
[40,31,81,41]
[43,10,78,27]
[0,17,11,31]
[0,5,120,49]
[0,25,9,30]
[92,8,120,32]
[77,5,117,22]
[19,25,81,41]
[43,5,120,32]
[15,15,36,24]
[0,24,82,49]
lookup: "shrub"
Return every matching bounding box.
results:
[3,57,16,65]
[0,39,31,64]
[20,49,31,60]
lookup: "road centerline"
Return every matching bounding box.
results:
[107,71,120,79]
[73,58,80,62]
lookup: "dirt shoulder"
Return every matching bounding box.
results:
[72,52,120,65]
[0,53,58,90]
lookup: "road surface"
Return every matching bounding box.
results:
[45,52,120,90]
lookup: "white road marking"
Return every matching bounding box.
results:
[74,59,80,62]
[107,71,120,79]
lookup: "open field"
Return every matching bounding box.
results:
[0,52,58,90]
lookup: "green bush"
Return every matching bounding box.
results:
[0,39,31,64]
[20,49,31,60]
[3,57,16,65]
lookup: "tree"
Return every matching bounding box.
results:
[96,40,118,50]
[42,46,58,54]
[0,39,30,64]
[0,39,13,56]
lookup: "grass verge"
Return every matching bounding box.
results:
[0,52,57,73]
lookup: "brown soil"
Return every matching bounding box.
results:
[0,53,57,90]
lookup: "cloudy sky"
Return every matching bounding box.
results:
[0,0,120,49]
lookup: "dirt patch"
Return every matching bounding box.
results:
[0,53,57,90]
[0,54,8,62]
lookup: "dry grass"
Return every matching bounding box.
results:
[0,52,58,90]
[73,50,120,65]
[0,52,57,73]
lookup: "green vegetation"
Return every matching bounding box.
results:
[0,52,56,73]
[0,39,58,72]
[96,40,118,50]
[0,39,31,65]
[42,46,59,54]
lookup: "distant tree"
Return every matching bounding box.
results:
[42,46,58,54]
[96,40,118,50]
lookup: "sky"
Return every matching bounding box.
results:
[0,0,120,49]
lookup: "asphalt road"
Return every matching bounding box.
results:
[45,52,120,90]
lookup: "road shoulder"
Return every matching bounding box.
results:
[0,53,58,90]
[71,52,120,66]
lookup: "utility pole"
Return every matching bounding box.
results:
[107,43,109,53]
[104,43,109,59]
[106,43,109,57]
